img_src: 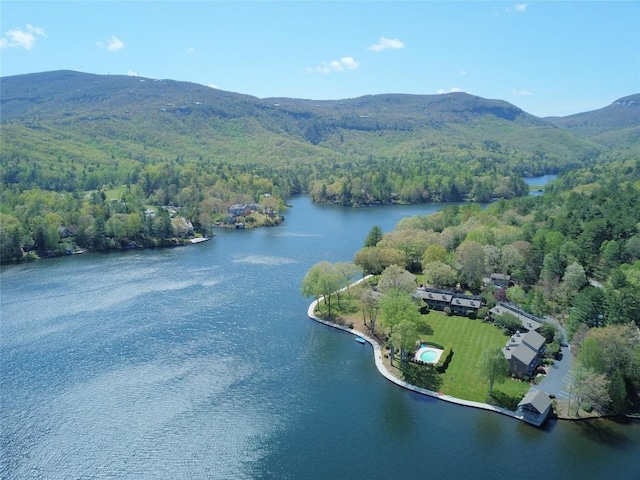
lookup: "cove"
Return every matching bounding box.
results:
[1,195,639,479]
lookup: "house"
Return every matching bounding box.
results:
[489,273,511,287]
[516,389,553,426]
[489,302,543,332]
[449,294,482,317]
[503,330,546,378]
[415,288,452,311]
[414,287,482,318]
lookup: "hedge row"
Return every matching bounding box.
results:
[436,346,454,373]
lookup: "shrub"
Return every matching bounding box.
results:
[444,306,452,316]
[436,347,454,373]
[418,341,445,350]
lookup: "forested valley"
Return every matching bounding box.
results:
[0,71,638,263]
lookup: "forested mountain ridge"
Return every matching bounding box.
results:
[545,93,640,137]
[1,70,637,262]
[1,70,613,170]
[545,93,640,153]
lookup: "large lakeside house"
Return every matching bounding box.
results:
[490,303,547,379]
[415,287,483,317]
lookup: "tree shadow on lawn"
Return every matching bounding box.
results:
[486,390,521,411]
[403,363,443,392]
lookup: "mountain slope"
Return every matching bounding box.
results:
[1,70,607,174]
[545,94,640,149]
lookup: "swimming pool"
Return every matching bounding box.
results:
[414,346,444,364]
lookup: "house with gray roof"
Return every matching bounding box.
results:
[503,330,546,378]
[414,287,482,317]
[415,288,453,311]
[516,389,553,426]
[449,295,482,316]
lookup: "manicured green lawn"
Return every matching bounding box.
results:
[419,311,530,406]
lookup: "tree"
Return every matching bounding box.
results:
[559,262,588,304]
[538,322,562,344]
[391,320,420,369]
[377,264,416,294]
[500,244,526,274]
[505,285,526,306]
[480,348,509,397]
[354,246,406,275]
[493,312,522,335]
[421,243,449,266]
[364,225,383,247]
[379,289,421,367]
[422,260,458,288]
[300,261,343,319]
[609,369,629,415]
[353,283,379,335]
[568,362,611,416]
[566,286,606,340]
[456,240,486,290]
[0,213,24,263]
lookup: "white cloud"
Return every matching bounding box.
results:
[186,47,196,55]
[437,87,464,94]
[314,56,360,74]
[368,36,405,52]
[459,69,467,76]
[340,56,359,69]
[0,24,46,50]
[512,89,533,96]
[128,71,139,77]
[207,83,219,89]
[506,3,528,13]
[97,36,124,52]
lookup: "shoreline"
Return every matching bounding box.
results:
[306,276,521,423]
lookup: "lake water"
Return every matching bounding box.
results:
[2,195,639,479]
[524,174,558,187]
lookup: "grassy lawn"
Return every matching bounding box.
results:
[418,311,530,407]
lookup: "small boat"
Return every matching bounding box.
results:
[355,336,366,344]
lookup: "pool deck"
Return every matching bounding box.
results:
[306,276,521,423]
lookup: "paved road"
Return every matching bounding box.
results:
[530,316,575,402]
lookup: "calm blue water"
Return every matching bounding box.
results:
[2,195,639,479]
[524,174,558,186]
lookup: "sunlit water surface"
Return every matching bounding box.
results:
[2,195,639,479]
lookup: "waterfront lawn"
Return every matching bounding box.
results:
[419,311,530,405]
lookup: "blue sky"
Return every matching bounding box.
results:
[1,1,638,117]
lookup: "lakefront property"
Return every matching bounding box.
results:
[305,273,560,427]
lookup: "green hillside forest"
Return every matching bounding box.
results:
[1,70,638,263]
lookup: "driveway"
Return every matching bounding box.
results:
[533,316,575,401]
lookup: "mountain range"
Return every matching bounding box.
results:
[1,70,638,192]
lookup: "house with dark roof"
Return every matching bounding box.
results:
[414,287,482,318]
[516,390,553,426]
[489,273,511,287]
[415,288,453,311]
[503,330,546,378]
[449,295,482,316]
